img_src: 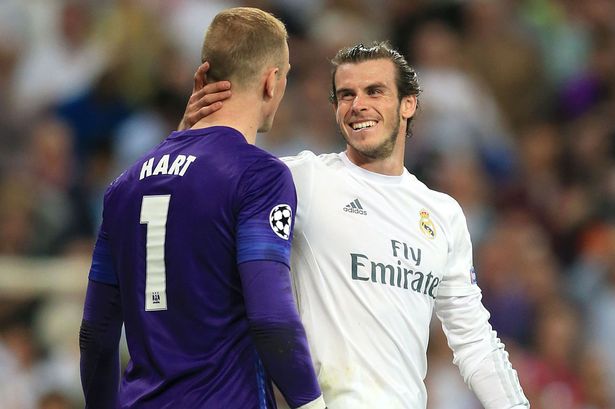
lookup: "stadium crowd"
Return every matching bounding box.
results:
[0,0,614,408]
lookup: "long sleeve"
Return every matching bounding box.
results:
[436,198,529,408]
[239,260,324,409]
[435,292,529,408]
[79,279,123,409]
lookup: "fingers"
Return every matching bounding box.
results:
[184,63,231,130]
[199,103,223,117]
[185,103,223,127]
[203,80,231,95]
[190,83,231,109]
[192,62,210,92]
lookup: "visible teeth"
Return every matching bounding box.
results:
[351,121,376,130]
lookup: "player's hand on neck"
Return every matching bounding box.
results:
[180,62,284,146]
[178,62,232,131]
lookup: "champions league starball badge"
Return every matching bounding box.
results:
[269,204,292,240]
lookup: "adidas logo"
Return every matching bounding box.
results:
[343,198,367,215]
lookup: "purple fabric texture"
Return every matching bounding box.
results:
[239,260,321,408]
[80,279,122,408]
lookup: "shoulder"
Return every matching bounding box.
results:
[408,174,467,229]
[238,146,295,193]
[280,151,344,192]
[103,170,129,203]
[281,150,343,173]
[244,145,292,175]
[280,150,316,168]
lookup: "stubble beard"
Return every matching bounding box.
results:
[341,107,401,160]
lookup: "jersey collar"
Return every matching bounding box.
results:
[339,152,411,185]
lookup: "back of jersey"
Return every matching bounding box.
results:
[97,126,296,408]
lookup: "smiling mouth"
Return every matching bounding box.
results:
[350,120,377,131]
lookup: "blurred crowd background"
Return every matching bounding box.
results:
[0,0,614,408]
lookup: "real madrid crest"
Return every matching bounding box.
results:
[419,209,436,239]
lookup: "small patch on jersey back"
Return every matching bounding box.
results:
[269,204,292,240]
[419,209,436,239]
[470,266,477,284]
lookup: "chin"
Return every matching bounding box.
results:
[353,140,396,160]
[345,126,399,159]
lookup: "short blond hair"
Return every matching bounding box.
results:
[201,7,288,90]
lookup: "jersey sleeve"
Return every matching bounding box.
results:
[88,187,118,286]
[80,280,123,407]
[435,200,529,408]
[437,200,481,297]
[236,157,297,267]
[435,292,529,408]
[239,260,324,408]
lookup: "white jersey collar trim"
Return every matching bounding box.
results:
[339,151,410,185]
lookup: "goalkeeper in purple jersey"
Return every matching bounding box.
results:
[79,7,325,409]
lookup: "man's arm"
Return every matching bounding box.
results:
[240,260,325,409]
[178,62,232,130]
[435,202,529,408]
[435,293,529,408]
[235,159,325,409]
[79,279,123,409]
[79,226,123,408]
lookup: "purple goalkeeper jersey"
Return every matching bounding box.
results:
[89,126,297,408]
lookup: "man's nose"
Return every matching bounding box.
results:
[351,94,368,112]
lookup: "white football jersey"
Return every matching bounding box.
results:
[279,151,527,409]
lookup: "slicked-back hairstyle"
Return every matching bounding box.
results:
[329,42,421,137]
[201,7,288,90]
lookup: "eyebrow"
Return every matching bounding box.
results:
[336,82,390,96]
[366,82,388,90]
[335,87,354,97]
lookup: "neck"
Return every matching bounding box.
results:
[345,133,406,176]
[191,93,260,145]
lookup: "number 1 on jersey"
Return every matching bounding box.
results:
[140,195,170,311]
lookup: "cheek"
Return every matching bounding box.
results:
[334,108,344,124]
[335,104,350,124]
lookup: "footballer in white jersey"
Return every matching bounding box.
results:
[181,40,530,409]
[278,151,528,409]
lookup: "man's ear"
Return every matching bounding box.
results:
[264,67,279,99]
[400,95,417,120]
